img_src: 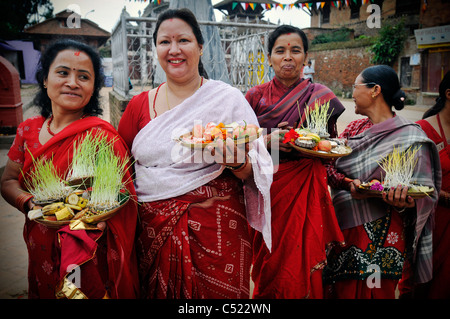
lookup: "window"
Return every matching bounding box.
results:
[400,57,412,87]
[396,0,420,15]
[350,1,361,19]
[322,3,330,24]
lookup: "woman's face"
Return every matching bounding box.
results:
[44,49,95,113]
[156,18,202,82]
[268,32,307,87]
[352,74,374,116]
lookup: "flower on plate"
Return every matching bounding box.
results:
[282,129,299,144]
[370,182,384,191]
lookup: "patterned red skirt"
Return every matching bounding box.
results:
[136,171,252,299]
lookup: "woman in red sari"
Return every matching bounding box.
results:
[413,71,450,298]
[118,9,272,299]
[245,25,345,299]
[0,40,139,299]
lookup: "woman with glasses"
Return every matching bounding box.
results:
[324,65,441,299]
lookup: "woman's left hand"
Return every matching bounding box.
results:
[382,185,415,211]
[208,137,249,168]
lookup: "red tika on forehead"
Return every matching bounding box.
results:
[74,51,81,56]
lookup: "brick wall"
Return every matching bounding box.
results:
[308,45,374,96]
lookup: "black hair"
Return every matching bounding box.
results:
[153,8,208,79]
[33,39,104,118]
[268,25,309,56]
[360,65,406,111]
[423,71,450,119]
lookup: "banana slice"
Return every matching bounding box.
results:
[42,202,65,215]
[66,193,79,205]
[55,206,74,221]
[65,203,83,211]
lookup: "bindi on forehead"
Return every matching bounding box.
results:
[74,51,81,56]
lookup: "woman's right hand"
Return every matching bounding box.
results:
[266,129,293,153]
[348,179,372,199]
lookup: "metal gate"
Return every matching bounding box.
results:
[111,12,278,98]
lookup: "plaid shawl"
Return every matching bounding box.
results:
[332,115,442,283]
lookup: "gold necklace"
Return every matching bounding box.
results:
[165,77,203,110]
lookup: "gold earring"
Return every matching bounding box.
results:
[200,50,203,56]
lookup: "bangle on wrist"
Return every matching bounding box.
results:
[395,207,406,213]
[15,193,34,214]
[343,177,353,190]
[225,155,249,173]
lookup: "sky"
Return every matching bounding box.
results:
[49,0,311,33]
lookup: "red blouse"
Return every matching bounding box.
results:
[8,116,45,165]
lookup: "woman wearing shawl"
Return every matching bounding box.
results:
[118,9,272,299]
[245,25,345,299]
[324,65,441,299]
[1,40,139,299]
[413,72,450,298]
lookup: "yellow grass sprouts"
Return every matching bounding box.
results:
[378,145,421,188]
[301,100,332,136]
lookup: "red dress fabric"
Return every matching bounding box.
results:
[415,119,450,298]
[10,116,139,299]
[251,159,344,298]
[119,92,253,299]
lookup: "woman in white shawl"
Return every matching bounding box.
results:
[118,8,272,299]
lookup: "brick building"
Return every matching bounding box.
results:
[298,0,450,105]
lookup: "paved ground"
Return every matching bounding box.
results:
[0,85,429,299]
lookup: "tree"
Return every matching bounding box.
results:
[370,20,407,67]
[0,0,54,39]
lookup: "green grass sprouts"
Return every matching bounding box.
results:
[378,145,421,188]
[88,137,130,211]
[67,131,107,182]
[22,152,67,203]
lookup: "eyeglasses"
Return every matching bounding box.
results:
[352,82,377,90]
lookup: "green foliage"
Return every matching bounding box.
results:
[370,20,407,66]
[312,27,353,45]
[0,0,54,39]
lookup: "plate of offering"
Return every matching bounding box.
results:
[285,128,352,159]
[177,121,263,149]
[357,146,434,199]
[29,190,130,228]
[358,180,434,199]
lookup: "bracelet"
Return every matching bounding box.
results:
[395,207,406,213]
[15,193,34,214]
[225,155,249,172]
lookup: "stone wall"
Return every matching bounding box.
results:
[108,90,131,130]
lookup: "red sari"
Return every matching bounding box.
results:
[10,116,139,299]
[119,91,254,299]
[415,117,450,298]
[246,77,345,298]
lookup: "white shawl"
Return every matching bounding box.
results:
[131,79,273,250]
